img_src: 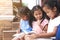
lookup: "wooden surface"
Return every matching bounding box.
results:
[3,30,16,40]
[0,0,13,15]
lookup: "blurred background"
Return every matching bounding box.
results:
[0,0,47,40]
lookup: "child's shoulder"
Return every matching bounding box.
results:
[43,19,49,23]
[20,19,25,24]
[20,19,28,22]
[41,19,49,27]
[50,16,60,27]
[32,21,37,23]
[53,16,60,21]
[56,16,60,20]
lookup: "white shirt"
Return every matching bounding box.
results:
[47,16,60,33]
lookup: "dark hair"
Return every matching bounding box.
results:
[29,5,49,27]
[32,5,47,20]
[18,6,32,27]
[43,0,60,17]
[18,6,31,17]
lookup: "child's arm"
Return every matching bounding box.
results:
[25,26,57,39]
[35,26,57,38]
[43,24,48,32]
[41,19,49,31]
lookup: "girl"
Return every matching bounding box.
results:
[30,5,49,34]
[12,6,32,40]
[25,0,60,40]
[25,5,49,40]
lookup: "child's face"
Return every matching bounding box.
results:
[22,15,28,20]
[43,6,56,19]
[34,9,42,20]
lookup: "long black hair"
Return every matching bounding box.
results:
[43,0,60,17]
[29,5,49,27]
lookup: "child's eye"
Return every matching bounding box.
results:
[35,14,38,15]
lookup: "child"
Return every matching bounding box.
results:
[25,5,49,40]
[30,5,49,34]
[25,0,60,40]
[12,6,32,40]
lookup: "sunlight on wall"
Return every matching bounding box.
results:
[13,0,20,3]
[22,0,37,10]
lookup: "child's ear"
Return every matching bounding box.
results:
[53,7,57,12]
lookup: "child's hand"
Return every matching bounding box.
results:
[25,35,34,40]
[19,33,25,38]
[25,34,37,39]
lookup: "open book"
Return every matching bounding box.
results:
[13,32,24,38]
[13,31,35,37]
[23,30,35,34]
